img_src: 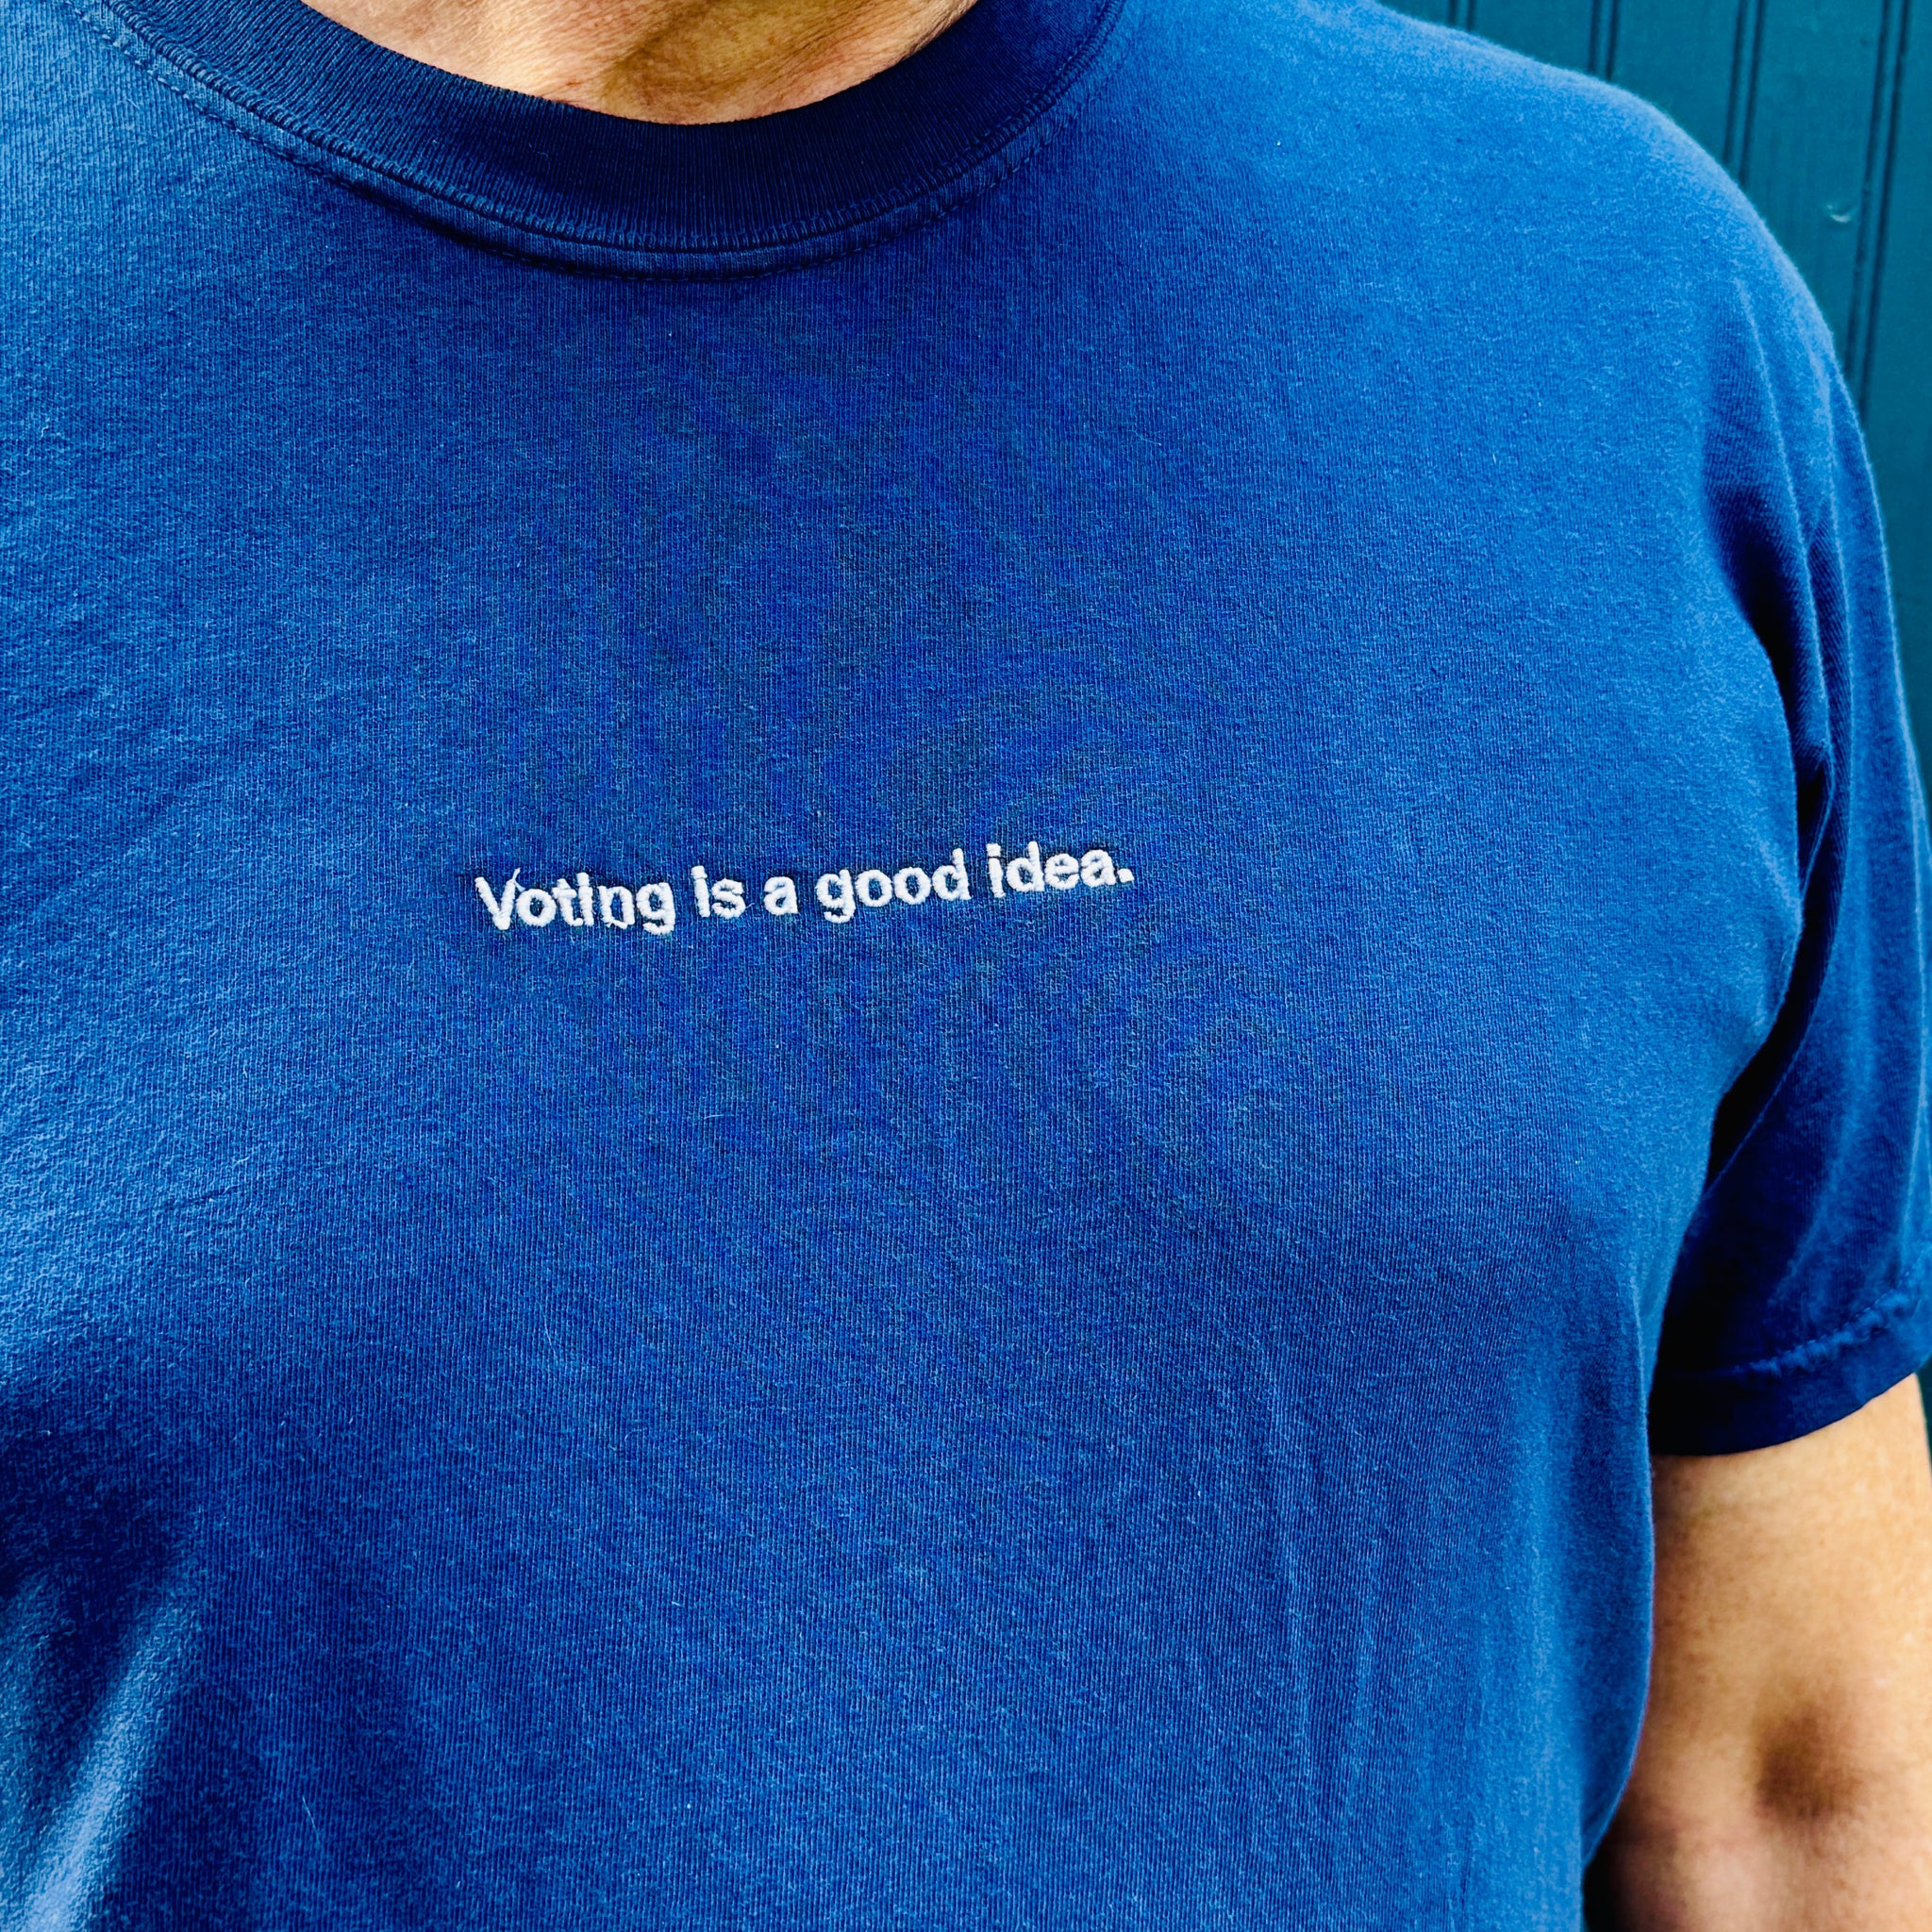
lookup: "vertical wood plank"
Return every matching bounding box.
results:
[1739,0,1891,346]
[1463,0,1596,69]
[1845,0,1910,391]
[1608,0,1746,157]
[1377,0,1457,20]
[1858,0,1932,761]
[1723,0,1769,174]
[1589,0,1622,75]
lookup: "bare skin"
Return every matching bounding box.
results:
[1595,1374,1932,1929]
[300,0,977,121]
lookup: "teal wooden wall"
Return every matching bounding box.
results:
[1380,0,1932,782]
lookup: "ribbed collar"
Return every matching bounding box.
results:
[81,0,1130,268]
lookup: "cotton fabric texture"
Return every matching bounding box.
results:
[1,0,1928,1921]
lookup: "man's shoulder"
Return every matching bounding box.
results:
[1125,0,1793,296]
[1101,0,1840,447]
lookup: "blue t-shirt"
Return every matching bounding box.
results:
[2,0,1929,1920]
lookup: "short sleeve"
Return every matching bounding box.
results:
[1650,279,1932,1456]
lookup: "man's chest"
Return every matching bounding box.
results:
[0,258,1799,1404]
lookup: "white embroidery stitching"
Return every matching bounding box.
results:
[472,844,1134,934]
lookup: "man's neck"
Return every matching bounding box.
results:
[300,0,976,122]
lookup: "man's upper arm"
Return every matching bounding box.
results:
[1593,1375,1932,1930]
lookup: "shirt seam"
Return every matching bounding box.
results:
[1652,1240,1932,1391]
[58,0,1139,274]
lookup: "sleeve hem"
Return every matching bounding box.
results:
[1649,1244,1932,1455]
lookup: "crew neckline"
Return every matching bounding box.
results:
[75,0,1134,271]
